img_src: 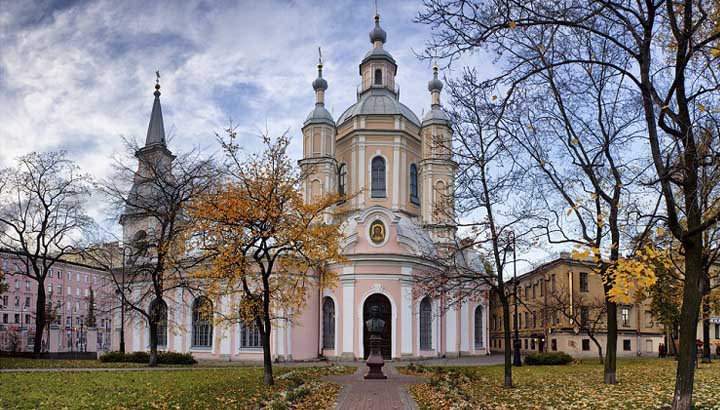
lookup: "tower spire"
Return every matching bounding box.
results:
[427,64,443,107]
[312,47,328,105]
[145,70,166,147]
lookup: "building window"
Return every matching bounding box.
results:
[240,320,262,348]
[646,339,653,353]
[524,339,528,350]
[715,323,719,339]
[621,307,630,327]
[191,297,213,348]
[474,306,484,349]
[322,297,335,349]
[419,297,433,350]
[371,156,386,198]
[374,68,382,85]
[25,296,30,307]
[409,164,419,205]
[582,339,590,351]
[551,274,556,292]
[551,339,557,351]
[525,312,529,329]
[25,281,30,291]
[531,338,536,350]
[579,272,589,292]
[623,339,632,351]
[338,163,347,197]
[14,314,20,323]
[580,307,589,326]
[149,298,168,347]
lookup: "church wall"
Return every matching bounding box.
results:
[290,286,320,361]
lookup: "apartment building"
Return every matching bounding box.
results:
[489,254,665,358]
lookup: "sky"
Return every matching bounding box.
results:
[0,0,552,271]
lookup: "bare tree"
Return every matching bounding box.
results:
[0,151,92,353]
[95,140,217,366]
[414,71,531,388]
[417,2,719,407]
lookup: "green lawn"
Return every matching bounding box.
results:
[0,357,146,369]
[0,365,352,409]
[402,359,720,410]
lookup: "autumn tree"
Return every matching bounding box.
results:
[0,151,92,353]
[186,131,345,386]
[418,1,720,407]
[96,140,217,366]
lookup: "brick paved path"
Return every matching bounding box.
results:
[325,365,426,410]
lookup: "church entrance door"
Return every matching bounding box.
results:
[363,293,392,359]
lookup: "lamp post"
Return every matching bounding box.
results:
[511,232,522,367]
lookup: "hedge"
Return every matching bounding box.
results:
[524,352,573,366]
[99,351,197,365]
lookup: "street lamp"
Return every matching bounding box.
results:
[511,231,522,367]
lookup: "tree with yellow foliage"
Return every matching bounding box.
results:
[186,130,345,386]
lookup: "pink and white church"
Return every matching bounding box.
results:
[117,14,490,361]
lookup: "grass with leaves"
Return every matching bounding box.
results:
[401,358,720,410]
[0,364,353,409]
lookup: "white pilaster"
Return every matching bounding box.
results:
[392,136,400,209]
[446,305,457,353]
[132,320,141,351]
[342,279,355,355]
[220,296,231,355]
[401,280,413,355]
[173,289,183,350]
[460,302,470,352]
[358,136,366,208]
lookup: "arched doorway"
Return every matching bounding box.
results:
[363,293,391,359]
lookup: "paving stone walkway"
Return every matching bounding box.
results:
[325,364,426,410]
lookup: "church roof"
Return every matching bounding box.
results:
[145,84,166,147]
[422,107,450,126]
[338,88,420,127]
[304,104,335,127]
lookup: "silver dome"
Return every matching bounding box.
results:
[304,104,335,127]
[337,88,420,127]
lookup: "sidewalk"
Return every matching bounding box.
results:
[325,365,426,410]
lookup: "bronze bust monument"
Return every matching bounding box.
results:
[364,304,387,379]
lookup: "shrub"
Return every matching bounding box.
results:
[524,352,573,366]
[99,351,196,365]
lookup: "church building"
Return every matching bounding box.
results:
[117,14,490,361]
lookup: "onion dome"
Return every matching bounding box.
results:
[427,65,443,93]
[369,14,387,45]
[312,63,328,91]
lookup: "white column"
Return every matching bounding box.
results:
[392,136,400,209]
[401,280,413,355]
[277,321,285,358]
[400,149,407,206]
[286,316,293,360]
[220,296,231,355]
[342,279,355,356]
[446,305,457,354]
[132,319,141,352]
[460,302,470,352]
[173,289,183,350]
[485,298,490,351]
[358,137,366,208]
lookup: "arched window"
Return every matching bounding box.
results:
[409,164,419,205]
[419,297,432,350]
[240,319,262,348]
[338,163,347,197]
[149,298,168,347]
[322,297,335,349]
[374,68,382,85]
[474,306,484,349]
[371,156,386,198]
[191,297,213,348]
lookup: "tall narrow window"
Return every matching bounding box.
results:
[371,156,386,198]
[374,68,382,85]
[621,307,631,327]
[191,297,213,348]
[579,272,589,292]
[322,297,335,349]
[419,297,432,350]
[240,320,262,348]
[474,306,484,349]
[338,163,347,197]
[149,298,168,347]
[410,164,419,205]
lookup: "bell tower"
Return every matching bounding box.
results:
[299,49,337,204]
[419,65,457,244]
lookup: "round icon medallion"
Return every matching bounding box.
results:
[369,220,386,244]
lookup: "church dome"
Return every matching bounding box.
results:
[369,15,387,44]
[361,48,396,67]
[304,104,335,127]
[338,88,420,127]
[422,107,450,126]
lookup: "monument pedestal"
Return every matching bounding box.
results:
[364,334,387,379]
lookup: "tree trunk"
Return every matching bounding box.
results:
[148,320,158,367]
[603,293,617,384]
[672,240,703,410]
[501,299,513,388]
[588,332,604,364]
[702,296,711,364]
[33,283,46,354]
[261,314,274,386]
